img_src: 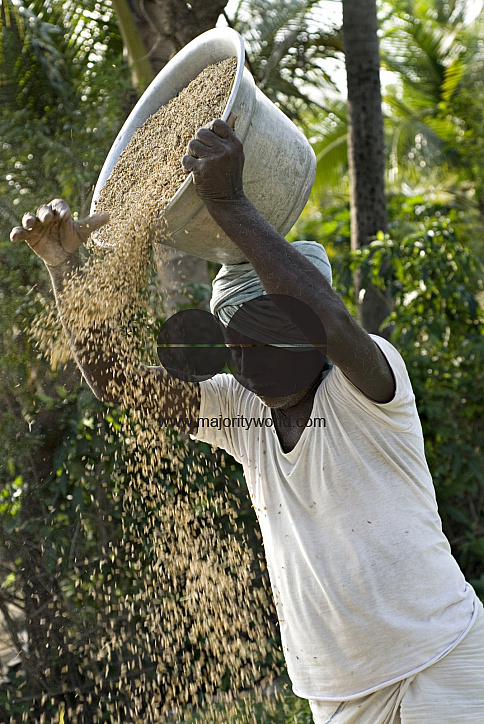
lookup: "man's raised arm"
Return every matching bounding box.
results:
[182,120,395,404]
[10,199,201,434]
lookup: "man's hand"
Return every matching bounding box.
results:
[182,116,245,203]
[10,198,109,268]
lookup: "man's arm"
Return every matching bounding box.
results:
[182,120,395,404]
[10,199,201,434]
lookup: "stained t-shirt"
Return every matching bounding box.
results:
[191,335,478,701]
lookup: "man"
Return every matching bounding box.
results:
[10,119,484,723]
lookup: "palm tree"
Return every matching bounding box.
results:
[227,0,343,120]
[303,0,484,330]
[342,0,390,333]
[381,0,484,217]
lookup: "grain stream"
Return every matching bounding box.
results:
[29,58,279,723]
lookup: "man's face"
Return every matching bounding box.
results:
[224,328,326,405]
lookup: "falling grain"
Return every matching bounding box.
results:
[29,58,278,722]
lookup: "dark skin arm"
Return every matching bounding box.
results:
[10,199,201,434]
[182,119,395,404]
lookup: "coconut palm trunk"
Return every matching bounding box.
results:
[342,0,390,334]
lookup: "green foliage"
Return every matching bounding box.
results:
[0,0,140,718]
[229,0,343,119]
[351,216,484,597]
[380,0,484,251]
[0,0,129,224]
[304,0,484,263]
[312,110,348,194]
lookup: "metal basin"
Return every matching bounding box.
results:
[91,28,316,264]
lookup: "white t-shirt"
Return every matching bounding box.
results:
[192,335,478,701]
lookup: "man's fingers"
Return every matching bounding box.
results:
[22,213,38,229]
[195,128,218,147]
[76,211,110,238]
[227,112,237,129]
[50,198,71,220]
[210,118,236,139]
[10,226,32,243]
[187,138,213,159]
[182,154,199,174]
[36,204,54,223]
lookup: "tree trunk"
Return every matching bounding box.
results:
[111,0,231,312]
[342,0,390,334]
[124,0,230,74]
[111,0,155,93]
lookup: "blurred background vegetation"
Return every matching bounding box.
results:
[0,0,483,721]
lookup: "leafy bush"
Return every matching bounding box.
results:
[352,218,484,597]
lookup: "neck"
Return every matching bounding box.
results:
[273,373,322,415]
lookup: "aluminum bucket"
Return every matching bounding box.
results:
[91,28,316,264]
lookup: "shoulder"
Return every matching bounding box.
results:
[326,313,397,403]
[191,373,266,461]
[199,372,245,400]
[326,334,415,413]
[368,334,414,405]
[369,334,407,368]
[198,373,263,416]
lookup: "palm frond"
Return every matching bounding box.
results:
[310,101,349,192]
[431,0,467,24]
[0,0,75,115]
[379,0,478,189]
[229,0,344,119]
[380,6,467,106]
[0,0,126,223]
[441,56,465,101]
[314,133,348,191]
[0,0,123,118]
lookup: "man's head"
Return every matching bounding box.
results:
[211,241,332,408]
[223,324,327,408]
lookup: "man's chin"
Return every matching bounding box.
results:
[254,375,323,409]
[256,393,299,409]
[234,374,316,408]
